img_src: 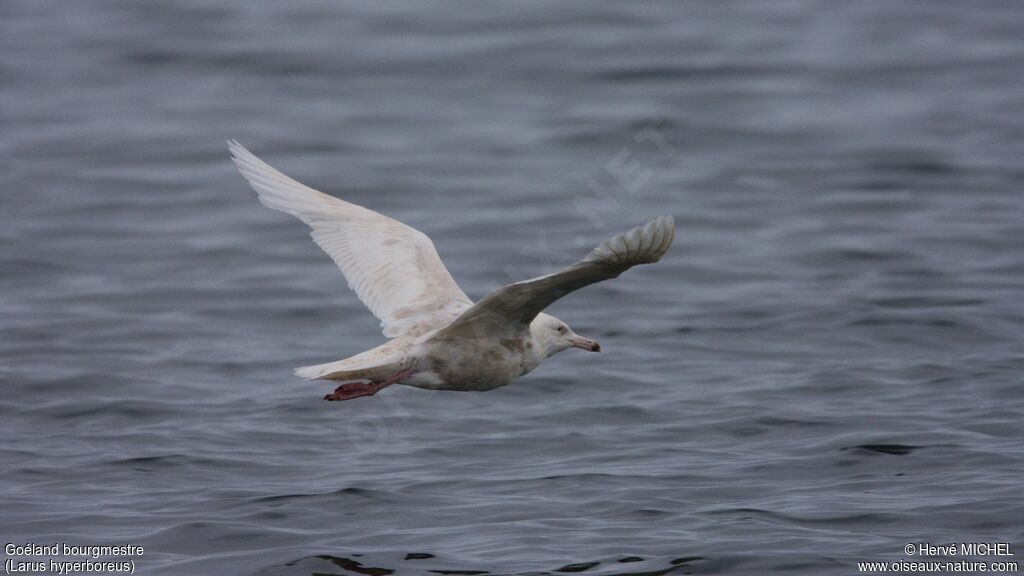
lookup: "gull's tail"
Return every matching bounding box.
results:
[294,341,412,381]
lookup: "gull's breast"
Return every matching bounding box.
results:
[406,335,540,391]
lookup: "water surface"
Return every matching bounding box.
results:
[2,1,1023,574]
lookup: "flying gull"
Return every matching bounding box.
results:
[229,141,675,401]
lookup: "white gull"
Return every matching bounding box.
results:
[229,140,675,401]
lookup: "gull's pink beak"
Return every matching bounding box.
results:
[569,335,601,352]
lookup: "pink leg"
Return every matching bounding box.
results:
[323,368,416,402]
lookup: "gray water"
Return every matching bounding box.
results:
[3,2,1023,575]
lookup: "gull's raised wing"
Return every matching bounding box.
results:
[229,140,473,338]
[433,215,675,339]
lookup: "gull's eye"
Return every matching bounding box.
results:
[556,325,567,334]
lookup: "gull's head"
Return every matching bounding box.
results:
[531,313,601,357]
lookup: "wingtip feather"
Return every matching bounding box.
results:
[583,215,675,266]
